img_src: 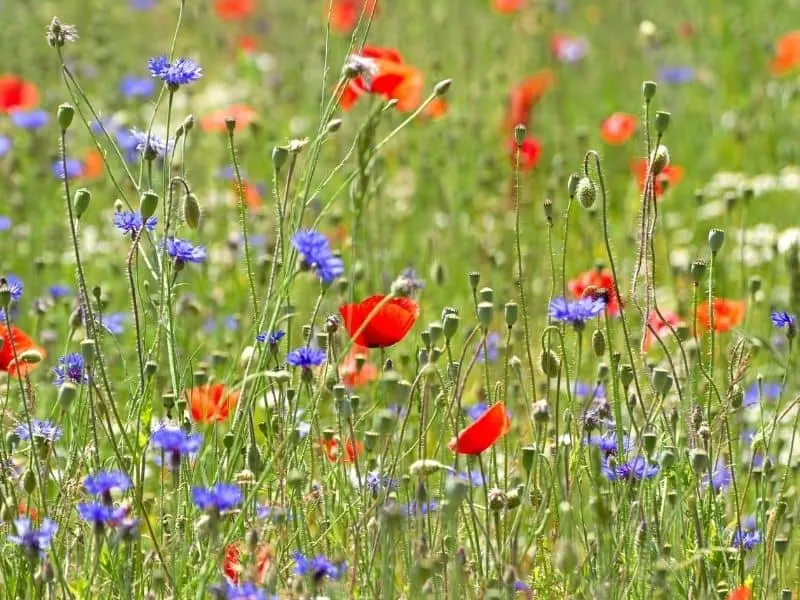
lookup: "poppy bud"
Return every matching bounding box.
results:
[183,193,201,229]
[504,302,518,327]
[576,177,596,209]
[326,118,342,134]
[660,447,675,469]
[477,302,493,329]
[591,329,605,357]
[748,276,762,297]
[643,431,657,458]
[81,338,95,365]
[514,124,526,147]
[58,382,77,409]
[287,468,306,491]
[73,188,91,219]
[23,469,36,493]
[488,488,507,511]
[140,190,159,221]
[651,368,672,396]
[532,399,549,423]
[642,80,657,102]
[247,445,262,475]
[650,145,670,176]
[654,111,671,135]
[690,449,708,473]
[479,287,494,303]
[145,360,158,379]
[272,146,288,173]
[567,172,580,198]
[618,364,634,390]
[374,409,396,435]
[544,197,554,223]
[19,349,43,366]
[540,349,560,378]
[708,228,725,254]
[57,103,75,130]
[468,271,480,291]
[521,446,536,473]
[434,79,452,96]
[596,363,609,382]
[180,114,195,134]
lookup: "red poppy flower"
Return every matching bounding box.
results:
[726,587,751,600]
[201,104,258,133]
[601,112,637,144]
[223,542,273,584]
[423,97,448,119]
[568,267,621,316]
[696,299,745,333]
[82,149,105,180]
[0,75,39,113]
[449,402,510,455]
[770,31,800,75]
[492,0,525,14]
[642,310,683,352]
[236,35,258,55]
[631,158,684,197]
[214,0,255,20]
[18,503,39,521]
[326,0,379,35]
[508,135,542,170]
[0,325,46,377]
[340,47,424,112]
[339,345,378,388]
[339,295,419,349]
[233,180,263,210]
[505,70,553,131]
[188,383,240,423]
[321,437,363,463]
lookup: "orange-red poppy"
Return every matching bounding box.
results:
[631,158,684,198]
[696,299,745,333]
[339,295,419,349]
[770,31,800,75]
[642,310,682,352]
[236,34,258,55]
[82,149,105,180]
[601,112,637,144]
[0,75,39,113]
[214,0,255,20]
[201,104,258,133]
[18,503,39,521]
[233,181,262,210]
[223,542,273,584]
[505,70,553,131]
[326,0,379,35]
[188,383,240,424]
[0,325,46,377]
[568,267,621,316]
[508,135,542,170]
[727,586,751,600]
[321,437,363,463]
[340,46,427,113]
[449,402,510,455]
[339,345,378,388]
[492,0,525,14]
[423,97,448,119]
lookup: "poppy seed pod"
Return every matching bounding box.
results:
[58,382,77,409]
[468,271,480,291]
[651,368,672,396]
[479,287,494,303]
[73,188,91,219]
[514,124,527,146]
[654,111,671,135]
[642,80,657,102]
[144,360,157,379]
[708,228,725,254]
[690,449,708,473]
[689,259,707,283]
[591,328,605,357]
[23,469,36,493]
[619,363,634,390]
[477,302,493,329]
[434,79,452,96]
[504,301,518,327]
[650,145,670,176]
[567,172,580,198]
[540,348,560,378]
[271,146,288,173]
[521,445,536,473]
[140,190,159,221]
[576,177,596,209]
[57,103,75,130]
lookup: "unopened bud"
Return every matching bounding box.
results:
[183,194,201,229]
[74,188,91,219]
[140,190,159,221]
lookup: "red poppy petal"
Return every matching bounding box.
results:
[448,402,510,455]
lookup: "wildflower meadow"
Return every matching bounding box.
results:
[1,1,800,598]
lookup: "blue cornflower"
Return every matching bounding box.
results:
[219,582,272,600]
[0,216,11,230]
[148,55,203,89]
[150,426,202,465]
[291,229,344,284]
[224,316,239,331]
[364,471,398,495]
[702,461,732,493]
[573,381,606,400]
[297,422,311,438]
[48,284,70,300]
[102,312,127,335]
[77,502,125,531]
[120,75,156,99]
[130,0,156,8]
[402,500,438,517]
[286,346,327,369]
[477,331,500,363]
[771,310,796,330]
[455,470,485,487]
[113,210,157,235]
[15,420,62,443]
[731,528,762,551]
[129,128,174,158]
[256,330,285,345]
[743,382,782,407]
[465,402,488,421]
[583,432,632,456]
[548,296,606,327]
[166,237,207,264]
[11,110,49,130]
[84,471,132,497]
[3,274,23,301]
[53,353,88,386]
[192,483,243,513]
[391,267,425,296]
[52,158,83,180]
[601,456,660,482]
[256,504,292,523]
[0,135,11,157]
[659,66,695,84]
[293,551,346,581]
[8,517,58,557]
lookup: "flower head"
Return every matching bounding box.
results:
[701,461,732,493]
[188,384,239,424]
[364,471,398,495]
[150,426,202,465]
[659,65,695,84]
[293,551,346,581]
[15,419,62,443]
[583,432,632,456]
[166,237,207,264]
[53,352,88,386]
[478,331,500,363]
[77,502,126,529]
[129,129,174,158]
[743,382,782,407]
[696,298,745,333]
[3,274,23,301]
[731,528,762,551]
[449,402,511,455]
[192,483,243,513]
[102,313,127,335]
[291,229,344,284]
[52,158,83,180]
[120,75,156,99]
[84,471,132,497]
[8,517,58,557]
[568,268,620,315]
[601,456,660,482]
[286,346,327,369]
[256,330,285,345]
[339,295,419,348]
[548,296,606,327]
[113,211,157,235]
[771,310,796,330]
[148,55,203,89]
[402,500,439,517]
[11,110,49,130]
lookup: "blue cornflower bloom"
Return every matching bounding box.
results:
[731,528,762,551]
[455,470,485,487]
[549,296,606,326]
[477,331,500,363]
[256,504,292,523]
[53,158,83,180]
[113,210,157,235]
[53,353,88,386]
[129,128,174,158]
[702,461,732,493]
[659,66,695,84]
[0,135,11,157]
[166,237,207,264]
[84,471,132,497]
[293,551,346,581]
[291,229,344,284]
[77,502,125,531]
[102,312,127,335]
[11,110,49,130]
[297,421,311,438]
[601,456,660,482]
[48,284,70,300]
[573,381,606,399]
[224,316,239,331]
[743,382,782,407]
[8,517,58,557]
[583,432,632,456]
[15,420,62,443]
[130,0,156,8]
[3,274,23,301]
[0,216,11,230]
[286,346,327,368]
[256,330,285,345]
[150,426,202,465]
[771,310,796,330]
[402,500,438,517]
[192,483,243,513]
[219,582,271,600]
[120,75,155,99]
[465,402,488,421]
[364,471,398,495]
[148,55,203,89]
